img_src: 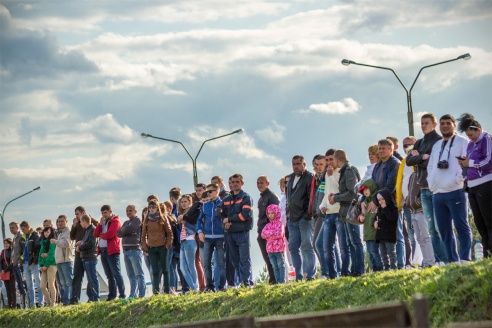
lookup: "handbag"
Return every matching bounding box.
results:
[0,251,10,281]
[346,197,363,226]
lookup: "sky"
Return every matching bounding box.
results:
[1,0,491,284]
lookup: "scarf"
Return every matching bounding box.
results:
[148,211,160,222]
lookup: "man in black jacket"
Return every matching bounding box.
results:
[20,221,42,307]
[76,215,99,302]
[286,155,315,281]
[406,113,448,264]
[256,175,280,284]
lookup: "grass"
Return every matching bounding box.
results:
[2,259,491,328]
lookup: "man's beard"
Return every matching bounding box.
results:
[442,132,454,138]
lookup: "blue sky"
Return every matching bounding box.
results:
[1,0,491,281]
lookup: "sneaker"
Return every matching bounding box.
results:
[319,275,328,280]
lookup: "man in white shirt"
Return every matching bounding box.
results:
[427,114,472,263]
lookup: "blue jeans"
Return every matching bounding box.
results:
[421,188,448,263]
[335,220,351,276]
[433,189,472,262]
[343,221,365,275]
[396,211,406,269]
[226,231,253,286]
[23,262,42,307]
[124,249,146,298]
[180,240,198,291]
[403,205,416,259]
[287,218,316,280]
[100,250,126,299]
[318,214,339,279]
[82,259,100,301]
[13,264,26,296]
[366,241,383,271]
[268,252,286,283]
[57,262,73,305]
[201,238,225,291]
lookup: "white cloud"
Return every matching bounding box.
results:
[298,98,361,115]
[79,114,136,144]
[255,120,286,145]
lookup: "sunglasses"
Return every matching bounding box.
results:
[403,144,414,148]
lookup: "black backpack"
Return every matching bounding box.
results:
[405,171,421,213]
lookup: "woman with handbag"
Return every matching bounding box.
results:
[0,238,16,308]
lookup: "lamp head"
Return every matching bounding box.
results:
[234,129,244,135]
[141,133,150,138]
[341,59,352,66]
[33,186,41,191]
[457,53,471,60]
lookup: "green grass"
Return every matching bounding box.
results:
[2,259,491,328]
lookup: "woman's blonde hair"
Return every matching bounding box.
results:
[177,194,193,215]
[368,144,380,161]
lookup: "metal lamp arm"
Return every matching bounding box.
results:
[352,62,409,95]
[146,135,194,163]
[409,57,460,94]
[194,131,238,163]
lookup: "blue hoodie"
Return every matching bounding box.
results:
[196,198,224,238]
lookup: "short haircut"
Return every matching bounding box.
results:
[147,194,159,203]
[292,155,305,162]
[80,214,92,224]
[101,205,111,212]
[440,114,456,123]
[334,149,347,162]
[169,187,182,199]
[207,183,219,190]
[58,215,68,222]
[378,139,393,148]
[20,221,29,228]
[313,154,325,164]
[229,173,244,183]
[74,206,86,213]
[9,221,19,228]
[195,183,206,189]
[325,148,336,156]
[421,113,437,124]
[257,175,269,182]
[278,176,286,186]
[211,176,223,183]
[43,219,52,225]
[386,136,398,146]
[126,205,136,211]
[403,136,417,143]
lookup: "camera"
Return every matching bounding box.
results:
[437,160,449,169]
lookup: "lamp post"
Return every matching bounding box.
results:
[341,53,471,136]
[141,129,244,187]
[1,186,41,240]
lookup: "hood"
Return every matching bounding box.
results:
[361,179,379,202]
[266,204,281,222]
[375,189,395,207]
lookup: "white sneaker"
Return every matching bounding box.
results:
[319,275,328,280]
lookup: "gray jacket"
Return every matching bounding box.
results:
[11,231,24,266]
[334,163,360,222]
[117,216,142,250]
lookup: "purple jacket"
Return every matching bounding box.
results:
[466,131,492,187]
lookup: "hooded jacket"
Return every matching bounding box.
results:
[94,215,122,255]
[23,229,40,265]
[406,129,442,189]
[360,179,379,242]
[260,204,286,253]
[54,227,74,264]
[197,197,224,238]
[466,131,492,187]
[374,189,399,244]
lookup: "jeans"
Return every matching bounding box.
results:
[224,237,239,287]
[379,242,397,270]
[23,262,42,307]
[412,212,436,267]
[123,249,146,298]
[366,241,383,271]
[343,221,365,275]
[180,240,198,291]
[201,238,226,291]
[71,256,86,304]
[82,259,100,301]
[433,189,472,262]
[396,211,406,269]
[468,181,492,258]
[318,214,339,279]
[287,218,316,280]
[13,264,26,296]
[226,231,253,286]
[421,188,448,263]
[403,205,417,260]
[57,262,73,305]
[212,249,225,289]
[148,246,169,294]
[100,250,126,299]
[257,233,276,284]
[268,252,286,283]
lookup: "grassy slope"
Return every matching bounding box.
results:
[2,259,491,328]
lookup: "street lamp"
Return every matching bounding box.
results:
[341,53,471,136]
[141,129,244,187]
[1,186,41,240]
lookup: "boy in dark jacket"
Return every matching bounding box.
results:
[76,215,99,302]
[373,189,399,270]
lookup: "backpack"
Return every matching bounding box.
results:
[405,171,421,213]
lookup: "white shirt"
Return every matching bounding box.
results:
[427,134,468,194]
[319,169,341,214]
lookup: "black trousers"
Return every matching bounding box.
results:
[257,232,276,284]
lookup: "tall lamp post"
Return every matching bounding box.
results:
[1,186,41,240]
[341,53,471,136]
[141,129,244,187]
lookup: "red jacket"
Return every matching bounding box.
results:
[94,215,121,256]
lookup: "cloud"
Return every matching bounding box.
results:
[79,114,136,144]
[255,120,286,145]
[298,98,361,115]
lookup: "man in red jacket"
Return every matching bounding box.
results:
[94,204,126,300]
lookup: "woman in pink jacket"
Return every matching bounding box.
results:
[261,204,286,283]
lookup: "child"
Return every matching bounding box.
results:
[261,204,287,283]
[373,189,399,270]
[358,179,383,272]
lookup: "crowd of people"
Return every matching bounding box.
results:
[0,112,490,309]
